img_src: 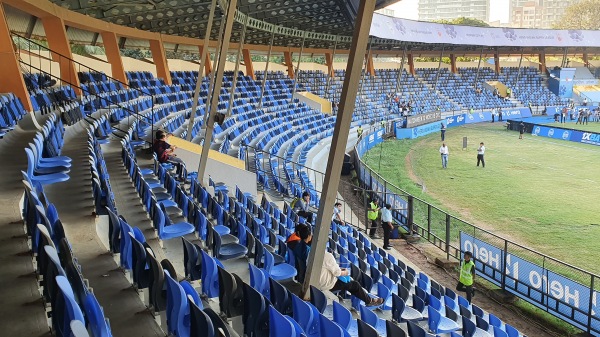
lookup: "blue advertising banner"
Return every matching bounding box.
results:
[574,131,600,146]
[531,125,573,141]
[501,107,532,119]
[356,127,385,156]
[395,122,441,139]
[464,111,492,124]
[531,125,600,147]
[461,232,600,334]
[444,114,466,128]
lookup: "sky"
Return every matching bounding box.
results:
[385,0,510,24]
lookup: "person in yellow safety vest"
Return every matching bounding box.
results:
[367,198,380,238]
[456,251,476,303]
[357,125,364,139]
[506,87,512,98]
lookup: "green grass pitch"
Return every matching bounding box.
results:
[363,123,600,274]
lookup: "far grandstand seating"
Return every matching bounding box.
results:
[298,68,458,115]
[416,68,514,110]
[459,67,567,106]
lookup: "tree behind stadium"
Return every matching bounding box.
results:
[553,0,600,30]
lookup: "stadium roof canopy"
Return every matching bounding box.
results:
[8,0,596,56]
[45,0,398,50]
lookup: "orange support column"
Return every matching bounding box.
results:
[198,45,212,76]
[450,54,457,74]
[284,51,295,79]
[494,53,500,74]
[41,15,81,95]
[366,53,375,76]
[100,31,127,84]
[204,53,212,75]
[242,49,255,80]
[149,38,171,84]
[407,53,415,75]
[0,3,32,111]
[325,52,334,78]
[539,52,546,73]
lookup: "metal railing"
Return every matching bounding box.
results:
[12,33,155,137]
[241,141,409,234]
[353,127,600,336]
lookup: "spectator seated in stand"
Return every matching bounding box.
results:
[152,130,185,181]
[319,250,384,307]
[294,191,314,224]
[287,225,312,283]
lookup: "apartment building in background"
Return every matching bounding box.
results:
[510,0,579,28]
[418,0,490,22]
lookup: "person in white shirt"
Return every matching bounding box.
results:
[332,202,343,226]
[380,204,394,250]
[439,143,449,169]
[477,142,485,168]
[318,251,384,307]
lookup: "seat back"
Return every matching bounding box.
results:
[200,250,219,298]
[129,233,149,289]
[319,313,344,337]
[332,301,352,330]
[427,306,442,333]
[55,276,85,337]
[391,293,405,322]
[204,308,237,337]
[489,313,502,328]
[357,319,378,337]
[181,237,202,281]
[505,324,520,337]
[359,303,378,327]
[145,248,166,312]
[165,271,189,336]
[217,266,244,318]
[407,320,431,337]
[493,326,509,337]
[476,315,489,331]
[309,285,327,314]
[292,294,319,337]
[84,293,112,337]
[461,315,476,337]
[189,297,214,337]
[269,305,296,337]
[242,283,268,337]
[269,277,292,315]
[249,263,267,294]
[386,320,407,337]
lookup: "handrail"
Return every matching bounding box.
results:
[12,33,142,95]
[13,33,155,132]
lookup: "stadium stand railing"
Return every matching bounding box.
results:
[13,33,155,133]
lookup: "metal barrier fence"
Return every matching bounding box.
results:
[241,136,410,235]
[354,127,600,336]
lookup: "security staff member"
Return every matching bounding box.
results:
[367,198,380,237]
[456,251,476,303]
[357,125,364,139]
